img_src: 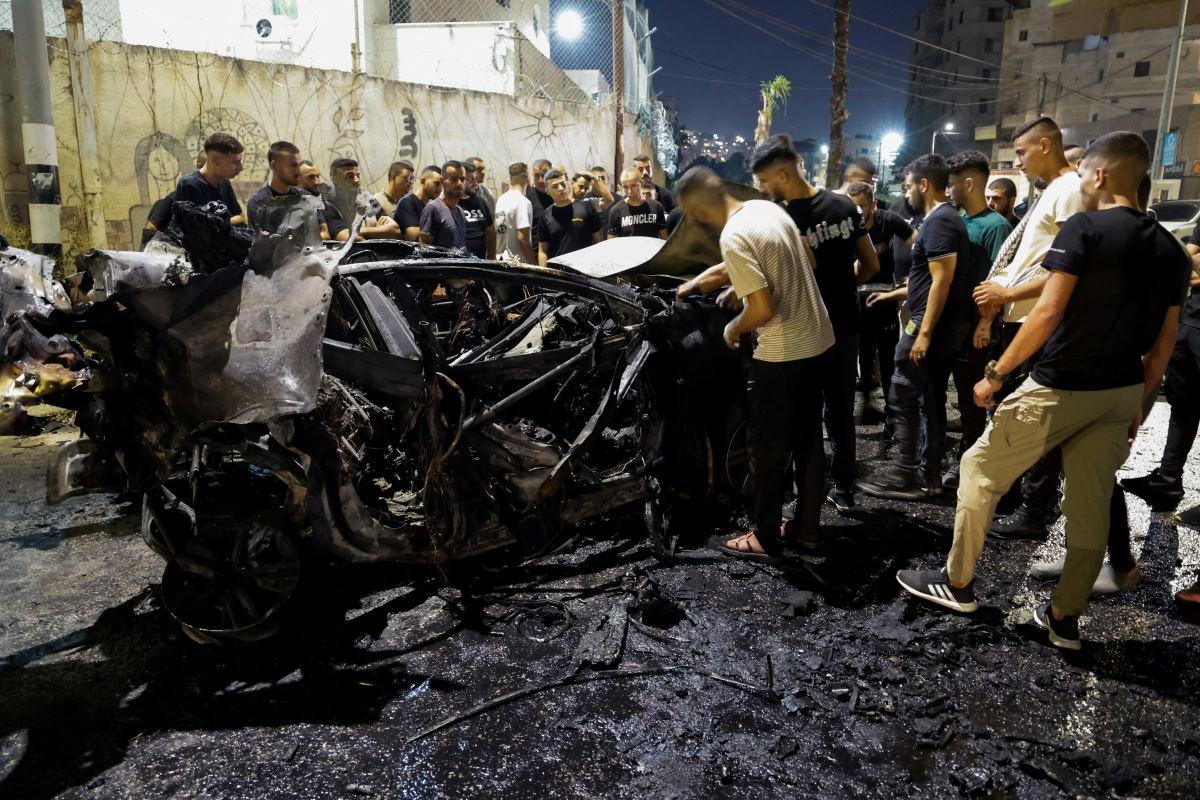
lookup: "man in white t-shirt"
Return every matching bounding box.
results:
[494,161,535,263]
[970,116,1086,540]
[674,166,834,561]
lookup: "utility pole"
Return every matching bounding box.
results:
[613,0,625,180]
[12,0,62,257]
[63,0,107,251]
[350,0,363,74]
[1026,73,1047,204]
[1151,0,1189,181]
[824,0,850,190]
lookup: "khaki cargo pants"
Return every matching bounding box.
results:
[946,377,1142,616]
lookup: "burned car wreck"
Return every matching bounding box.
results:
[0,196,746,642]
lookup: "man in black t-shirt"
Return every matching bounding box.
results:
[175,132,244,224]
[898,132,1190,649]
[537,169,602,264]
[751,135,880,512]
[461,161,496,258]
[1121,217,1200,507]
[395,168,442,242]
[633,154,675,214]
[608,168,667,239]
[860,154,971,501]
[848,181,915,418]
[531,159,554,213]
[247,140,303,229]
[143,152,206,248]
[419,161,467,250]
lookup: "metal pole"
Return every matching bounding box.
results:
[1151,0,1189,180]
[351,0,363,74]
[930,130,938,154]
[613,0,625,180]
[63,0,107,251]
[12,0,62,256]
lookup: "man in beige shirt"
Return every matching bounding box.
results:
[970,117,1085,540]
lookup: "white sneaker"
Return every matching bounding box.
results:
[1091,564,1141,595]
[1030,556,1066,580]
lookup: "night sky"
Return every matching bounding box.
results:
[645,0,928,144]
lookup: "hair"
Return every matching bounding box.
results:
[543,168,565,183]
[945,149,991,179]
[633,154,652,164]
[442,159,464,174]
[987,177,1017,198]
[462,161,477,174]
[203,132,243,155]
[572,172,593,183]
[904,153,950,192]
[675,166,726,207]
[424,164,442,174]
[387,160,414,180]
[266,140,299,165]
[619,168,642,184]
[846,156,878,178]
[1063,143,1083,153]
[300,159,315,168]
[591,165,608,173]
[845,181,874,201]
[508,161,529,180]
[1082,130,1151,175]
[749,133,799,174]
[1012,116,1062,143]
[330,157,358,172]
[532,158,552,170]
[467,156,484,166]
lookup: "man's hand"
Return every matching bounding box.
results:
[717,286,742,311]
[1128,410,1144,444]
[974,376,1002,409]
[675,280,697,301]
[909,330,932,364]
[722,320,741,350]
[972,318,992,350]
[973,281,1009,311]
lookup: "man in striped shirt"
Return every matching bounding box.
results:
[675,167,834,560]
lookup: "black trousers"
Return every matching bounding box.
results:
[822,334,859,489]
[748,355,826,553]
[887,326,965,481]
[858,298,899,395]
[951,338,991,459]
[1162,324,1200,480]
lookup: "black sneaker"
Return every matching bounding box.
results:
[827,486,855,514]
[1120,469,1184,505]
[896,568,978,613]
[858,469,925,501]
[942,462,960,491]
[988,506,1049,540]
[1033,601,1081,650]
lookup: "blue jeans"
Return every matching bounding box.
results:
[887,327,964,482]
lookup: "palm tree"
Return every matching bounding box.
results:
[754,75,792,146]
[824,0,851,188]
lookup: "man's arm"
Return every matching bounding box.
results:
[538,241,549,267]
[1141,306,1181,408]
[516,227,533,263]
[723,287,775,349]
[676,263,730,299]
[590,173,615,209]
[359,217,402,239]
[910,254,956,362]
[853,234,880,284]
[973,271,1079,407]
[485,224,497,260]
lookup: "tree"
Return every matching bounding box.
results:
[754,75,792,146]
[824,0,850,189]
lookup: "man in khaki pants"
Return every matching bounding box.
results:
[896,132,1189,650]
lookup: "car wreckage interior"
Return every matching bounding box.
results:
[0,194,747,642]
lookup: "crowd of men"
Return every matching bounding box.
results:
[149,120,1200,649]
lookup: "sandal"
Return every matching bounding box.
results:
[715,531,786,563]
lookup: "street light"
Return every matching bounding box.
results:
[879,131,904,189]
[555,9,584,41]
[931,121,958,154]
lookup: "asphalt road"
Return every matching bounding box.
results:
[1,400,1198,799]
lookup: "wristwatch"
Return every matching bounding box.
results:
[983,360,1009,383]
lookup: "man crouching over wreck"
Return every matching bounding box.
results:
[675,166,834,560]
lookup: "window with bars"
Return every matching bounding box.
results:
[389,0,413,24]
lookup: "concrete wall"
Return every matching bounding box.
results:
[0,35,622,252]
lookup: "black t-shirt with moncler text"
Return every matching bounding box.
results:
[607,198,667,238]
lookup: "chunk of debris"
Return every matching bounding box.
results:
[780,590,815,618]
[572,604,629,671]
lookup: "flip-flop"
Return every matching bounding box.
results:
[715,533,787,564]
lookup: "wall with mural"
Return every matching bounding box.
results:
[0,34,632,252]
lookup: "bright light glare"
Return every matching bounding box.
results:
[556,9,584,41]
[881,132,904,151]
[944,121,955,131]
[820,144,829,154]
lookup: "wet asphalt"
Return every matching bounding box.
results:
[1,397,1198,800]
